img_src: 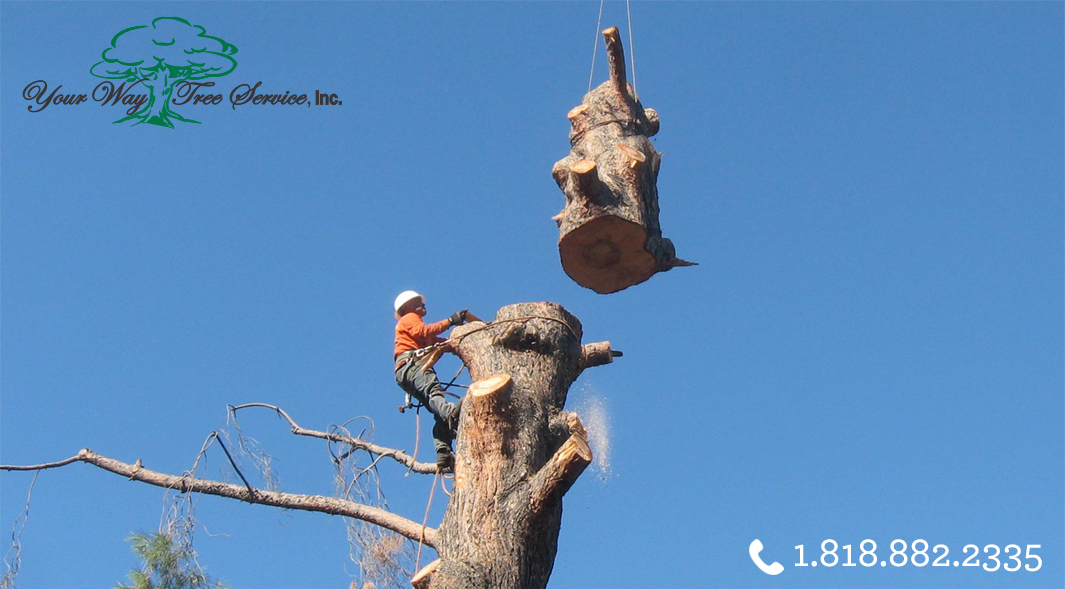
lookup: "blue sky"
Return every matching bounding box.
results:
[1,2,1062,588]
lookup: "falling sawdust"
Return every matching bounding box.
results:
[572,385,612,482]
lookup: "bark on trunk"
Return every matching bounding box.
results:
[552,27,694,294]
[421,302,614,589]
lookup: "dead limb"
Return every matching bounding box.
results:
[0,450,438,548]
[228,403,437,475]
[0,456,81,471]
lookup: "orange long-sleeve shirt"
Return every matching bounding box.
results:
[394,313,451,359]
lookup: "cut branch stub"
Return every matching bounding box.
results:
[412,559,441,589]
[463,374,516,459]
[552,26,694,294]
[580,341,620,369]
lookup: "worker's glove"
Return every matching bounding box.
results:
[448,309,468,326]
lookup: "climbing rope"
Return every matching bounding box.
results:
[440,363,467,393]
[440,471,453,498]
[415,471,439,572]
[412,469,454,573]
[405,409,422,477]
[569,117,641,147]
[448,314,581,345]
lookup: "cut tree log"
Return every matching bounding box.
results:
[552,26,695,294]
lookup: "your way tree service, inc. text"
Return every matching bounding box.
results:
[22,80,342,114]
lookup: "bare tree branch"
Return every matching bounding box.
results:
[228,403,437,475]
[0,450,438,549]
[0,456,81,471]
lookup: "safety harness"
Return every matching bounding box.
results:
[395,344,465,413]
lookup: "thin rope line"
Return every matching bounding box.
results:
[439,364,466,391]
[415,472,438,572]
[627,0,637,98]
[405,409,421,477]
[439,471,453,498]
[588,0,606,92]
[449,315,581,345]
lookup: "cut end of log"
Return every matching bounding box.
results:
[562,433,593,464]
[469,374,513,398]
[568,160,601,197]
[559,215,656,294]
[570,160,596,175]
[615,143,646,169]
[568,104,594,136]
[567,104,590,120]
[411,559,440,589]
[615,143,646,163]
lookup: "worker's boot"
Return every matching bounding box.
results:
[436,449,455,474]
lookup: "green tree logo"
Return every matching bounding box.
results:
[91,17,237,128]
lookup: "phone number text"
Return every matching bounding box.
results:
[795,540,1042,572]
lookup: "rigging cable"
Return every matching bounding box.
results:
[587,0,640,98]
[626,0,637,97]
[588,0,606,92]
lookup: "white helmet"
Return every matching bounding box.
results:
[393,290,424,318]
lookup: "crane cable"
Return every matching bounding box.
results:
[587,0,606,93]
[626,0,637,98]
[587,0,639,98]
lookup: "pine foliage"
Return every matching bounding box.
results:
[115,532,225,589]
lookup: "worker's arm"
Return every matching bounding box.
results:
[398,313,451,341]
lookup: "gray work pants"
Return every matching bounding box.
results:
[395,358,458,456]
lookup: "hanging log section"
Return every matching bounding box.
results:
[552,27,695,294]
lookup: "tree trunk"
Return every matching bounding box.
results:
[418,302,616,589]
[552,27,694,294]
[116,82,197,128]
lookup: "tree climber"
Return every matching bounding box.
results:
[393,290,468,473]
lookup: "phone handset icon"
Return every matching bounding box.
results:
[749,539,784,575]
